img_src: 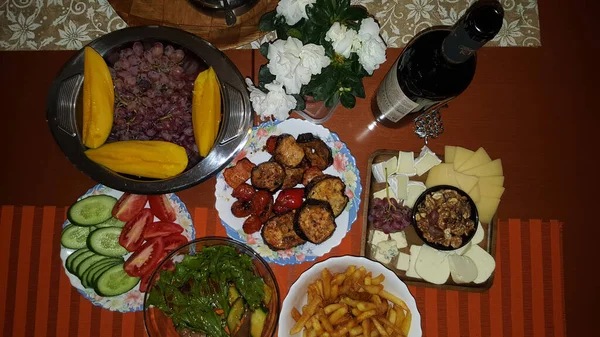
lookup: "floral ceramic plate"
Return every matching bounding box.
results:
[215,119,362,265]
[59,184,194,312]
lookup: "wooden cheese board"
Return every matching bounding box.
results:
[360,149,498,292]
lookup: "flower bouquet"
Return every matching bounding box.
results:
[246,0,387,121]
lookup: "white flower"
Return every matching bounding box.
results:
[298,44,330,75]
[266,37,329,95]
[276,0,316,26]
[355,18,387,75]
[405,0,435,23]
[492,19,523,47]
[245,79,297,121]
[8,13,41,46]
[325,23,359,58]
[56,21,91,50]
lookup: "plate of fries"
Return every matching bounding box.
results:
[280,256,421,337]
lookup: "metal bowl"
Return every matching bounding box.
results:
[47,26,253,194]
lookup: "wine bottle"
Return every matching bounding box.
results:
[372,0,504,128]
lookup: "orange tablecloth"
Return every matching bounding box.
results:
[0,205,566,337]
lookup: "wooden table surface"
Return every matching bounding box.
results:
[0,0,598,335]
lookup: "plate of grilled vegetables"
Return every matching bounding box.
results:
[215,119,362,265]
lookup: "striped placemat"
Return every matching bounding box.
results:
[0,206,565,337]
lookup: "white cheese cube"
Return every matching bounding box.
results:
[405,245,422,279]
[372,162,386,183]
[405,181,426,208]
[368,230,389,246]
[448,255,478,283]
[414,146,442,176]
[389,231,408,249]
[396,151,416,176]
[390,174,409,201]
[395,252,410,271]
[372,157,398,183]
[376,240,399,263]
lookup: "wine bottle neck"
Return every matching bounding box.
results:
[441,0,504,64]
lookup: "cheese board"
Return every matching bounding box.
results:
[360,149,498,292]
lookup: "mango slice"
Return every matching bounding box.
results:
[85,140,188,179]
[192,67,221,157]
[82,47,114,149]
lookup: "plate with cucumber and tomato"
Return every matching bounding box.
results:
[59,184,195,312]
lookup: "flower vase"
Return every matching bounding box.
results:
[294,96,340,124]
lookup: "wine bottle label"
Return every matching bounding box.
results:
[376,59,419,123]
[442,24,485,64]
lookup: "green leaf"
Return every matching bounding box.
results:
[343,6,369,22]
[259,42,269,58]
[340,92,356,108]
[258,11,277,31]
[351,81,366,98]
[292,94,306,111]
[276,26,288,40]
[287,28,303,39]
[258,65,275,89]
[325,91,340,108]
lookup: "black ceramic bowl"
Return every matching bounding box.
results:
[411,185,479,251]
[47,26,253,194]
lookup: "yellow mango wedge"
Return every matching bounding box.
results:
[82,47,114,149]
[192,67,221,157]
[85,140,188,179]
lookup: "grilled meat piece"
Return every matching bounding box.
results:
[294,199,336,244]
[251,162,285,192]
[305,175,349,217]
[296,133,333,171]
[274,134,305,168]
[282,166,305,189]
[223,158,255,189]
[261,211,306,250]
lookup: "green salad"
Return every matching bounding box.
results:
[147,245,273,337]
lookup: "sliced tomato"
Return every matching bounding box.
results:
[124,237,165,278]
[242,215,263,234]
[231,183,256,202]
[143,221,184,239]
[265,136,278,154]
[112,193,148,222]
[148,195,177,222]
[139,273,152,293]
[119,208,154,252]
[162,259,176,272]
[162,234,188,251]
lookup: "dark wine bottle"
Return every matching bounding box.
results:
[372,0,504,128]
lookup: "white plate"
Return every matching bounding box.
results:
[59,184,194,312]
[215,119,362,265]
[279,256,422,337]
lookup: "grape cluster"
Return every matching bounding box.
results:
[368,198,412,233]
[107,41,205,168]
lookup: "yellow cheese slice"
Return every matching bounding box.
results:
[445,145,457,163]
[468,184,481,203]
[457,147,491,172]
[425,163,458,188]
[453,147,474,171]
[478,181,505,199]
[455,172,479,193]
[478,175,504,187]
[462,159,503,177]
[475,196,501,224]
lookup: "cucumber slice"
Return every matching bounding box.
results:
[95,217,125,229]
[81,259,120,289]
[94,264,140,297]
[75,254,111,277]
[61,225,91,249]
[87,227,127,257]
[88,261,122,289]
[68,251,96,274]
[68,195,117,227]
[65,248,89,272]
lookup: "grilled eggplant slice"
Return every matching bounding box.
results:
[261,211,306,250]
[282,166,305,189]
[294,199,336,244]
[296,133,333,170]
[251,162,285,192]
[305,175,349,217]
[274,134,305,168]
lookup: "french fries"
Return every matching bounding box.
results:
[290,266,412,337]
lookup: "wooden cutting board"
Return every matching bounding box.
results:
[108,0,276,50]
